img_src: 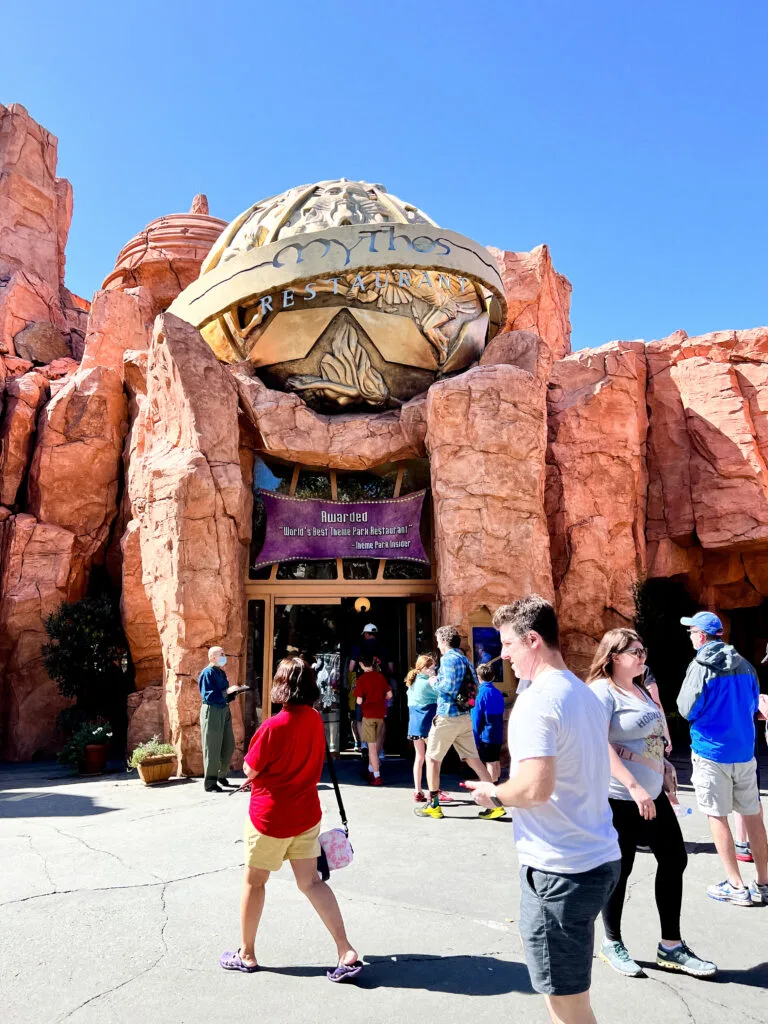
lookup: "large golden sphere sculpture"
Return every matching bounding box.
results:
[169,179,506,411]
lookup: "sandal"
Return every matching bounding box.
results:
[219,949,259,973]
[327,960,365,983]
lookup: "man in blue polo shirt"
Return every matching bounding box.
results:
[677,611,768,905]
[198,645,236,793]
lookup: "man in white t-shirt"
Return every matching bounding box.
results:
[466,596,620,1024]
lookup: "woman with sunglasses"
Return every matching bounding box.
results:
[587,629,716,979]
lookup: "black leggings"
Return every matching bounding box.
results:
[602,792,688,943]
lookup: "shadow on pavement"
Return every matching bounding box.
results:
[0,791,114,818]
[266,953,534,994]
[684,840,716,855]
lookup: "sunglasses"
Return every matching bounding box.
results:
[622,646,647,657]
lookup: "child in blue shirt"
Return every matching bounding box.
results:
[471,662,506,782]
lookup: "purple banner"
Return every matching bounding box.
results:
[253,490,429,569]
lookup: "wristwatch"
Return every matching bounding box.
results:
[490,790,504,809]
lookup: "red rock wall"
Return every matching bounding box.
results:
[546,342,648,675]
[487,244,572,363]
[127,314,251,775]
[426,363,554,636]
[646,328,768,611]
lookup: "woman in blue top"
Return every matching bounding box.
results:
[406,655,453,804]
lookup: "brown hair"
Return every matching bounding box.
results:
[492,595,560,649]
[270,657,319,706]
[405,653,436,687]
[477,662,496,682]
[586,628,644,684]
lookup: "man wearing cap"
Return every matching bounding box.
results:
[677,611,768,905]
[349,624,394,678]
[198,646,236,793]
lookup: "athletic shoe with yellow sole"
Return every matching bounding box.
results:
[656,942,717,977]
[478,806,506,820]
[414,804,444,819]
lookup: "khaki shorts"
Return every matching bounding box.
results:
[243,819,321,872]
[361,718,384,744]
[691,754,761,818]
[426,713,479,762]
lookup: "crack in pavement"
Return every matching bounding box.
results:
[0,864,239,908]
[40,822,163,881]
[55,958,162,1022]
[26,833,56,891]
[643,971,696,1023]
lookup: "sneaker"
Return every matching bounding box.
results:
[478,806,506,820]
[413,791,427,802]
[735,842,753,863]
[706,880,752,906]
[370,775,383,787]
[656,942,717,977]
[414,804,444,819]
[748,880,768,905]
[217,778,234,788]
[438,790,454,803]
[599,940,643,977]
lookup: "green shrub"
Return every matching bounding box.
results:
[57,721,114,771]
[128,736,176,770]
[42,594,130,731]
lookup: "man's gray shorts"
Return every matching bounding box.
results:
[691,753,761,817]
[519,860,620,996]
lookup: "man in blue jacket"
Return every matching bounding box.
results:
[677,611,768,905]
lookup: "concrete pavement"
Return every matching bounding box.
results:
[1,755,765,1024]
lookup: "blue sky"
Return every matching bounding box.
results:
[2,1,766,350]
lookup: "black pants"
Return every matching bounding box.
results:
[602,792,688,943]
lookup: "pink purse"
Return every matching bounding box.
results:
[318,827,354,871]
[317,744,354,880]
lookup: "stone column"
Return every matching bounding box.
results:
[128,313,251,774]
[425,363,553,638]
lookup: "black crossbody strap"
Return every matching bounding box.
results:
[325,743,349,835]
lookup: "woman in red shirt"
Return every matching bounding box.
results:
[220,657,362,981]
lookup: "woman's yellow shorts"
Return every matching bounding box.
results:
[243,818,321,872]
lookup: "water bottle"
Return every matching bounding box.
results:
[673,804,692,818]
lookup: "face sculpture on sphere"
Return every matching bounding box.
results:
[168,179,507,411]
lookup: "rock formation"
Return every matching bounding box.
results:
[546,342,649,674]
[3,102,768,767]
[126,314,250,774]
[426,363,553,631]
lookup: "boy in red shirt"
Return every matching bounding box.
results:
[355,657,391,786]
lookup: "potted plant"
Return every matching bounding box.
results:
[129,736,177,785]
[57,721,113,775]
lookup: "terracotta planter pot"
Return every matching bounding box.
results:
[82,743,108,775]
[137,755,176,785]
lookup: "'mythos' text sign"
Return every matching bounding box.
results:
[253,490,428,569]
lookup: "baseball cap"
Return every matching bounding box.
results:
[362,623,378,633]
[680,611,723,636]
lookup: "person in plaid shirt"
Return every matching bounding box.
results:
[414,625,494,820]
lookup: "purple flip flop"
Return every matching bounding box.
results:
[327,960,365,983]
[219,949,259,973]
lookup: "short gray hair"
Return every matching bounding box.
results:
[435,625,461,649]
